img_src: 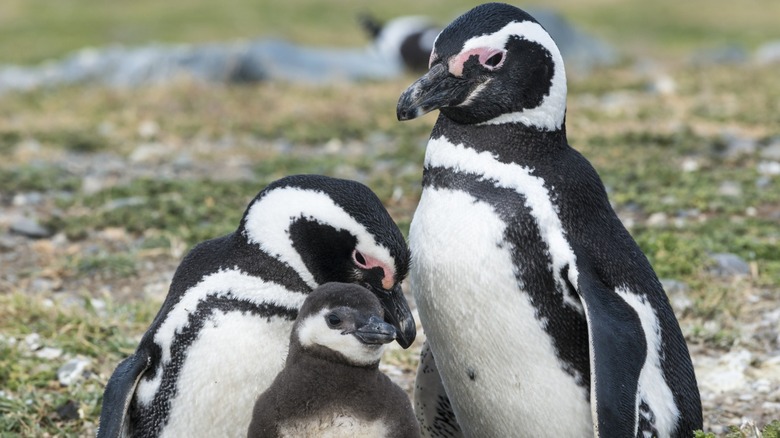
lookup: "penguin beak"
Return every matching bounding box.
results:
[352,315,397,345]
[397,63,471,120]
[372,283,416,349]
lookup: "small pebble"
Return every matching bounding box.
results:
[646,212,668,227]
[35,347,63,360]
[10,218,52,239]
[758,161,780,176]
[24,333,41,351]
[708,253,751,277]
[760,140,780,160]
[681,158,699,172]
[718,181,742,197]
[137,120,160,139]
[57,357,91,386]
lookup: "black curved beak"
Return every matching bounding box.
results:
[397,63,470,121]
[353,315,397,345]
[370,283,416,349]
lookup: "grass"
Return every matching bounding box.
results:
[0,293,159,436]
[1,0,779,436]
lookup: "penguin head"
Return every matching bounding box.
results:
[240,175,415,348]
[293,282,396,367]
[397,2,567,130]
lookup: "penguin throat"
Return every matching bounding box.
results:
[430,114,568,164]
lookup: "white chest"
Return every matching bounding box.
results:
[160,311,293,438]
[409,187,592,437]
[278,413,389,438]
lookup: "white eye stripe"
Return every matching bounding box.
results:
[458,20,567,130]
[243,187,396,289]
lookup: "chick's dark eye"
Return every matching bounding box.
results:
[485,52,503,68]
[326,313,341,327]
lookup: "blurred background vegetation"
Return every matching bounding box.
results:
[2,0,780,64]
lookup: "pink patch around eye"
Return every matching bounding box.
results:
[353,250,395,290]
[448,47,507,76]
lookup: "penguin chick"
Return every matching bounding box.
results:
[248,282,420,438]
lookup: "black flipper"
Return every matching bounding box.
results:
[570,258,646,438]
[96,350,151,438]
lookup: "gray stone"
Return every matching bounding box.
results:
[35,347,63,360]
[708,253,751,277]
[0,234,16,252]
[57,357,91,386]
[12,192,45,206]
[646,212,668,227]
[760,139,780,160]
[758,161,780,176]
[721,133,757,157]
[24,333,41,351]
[690,45,749,66]
[755,40,780,65]
[10,217,52,238]
[660,279,692,313]
[718,181,743,197]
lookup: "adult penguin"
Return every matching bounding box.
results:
[397,3,702,437]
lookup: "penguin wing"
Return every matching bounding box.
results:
[571,259,646,437]
[96,350,151,438]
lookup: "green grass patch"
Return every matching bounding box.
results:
[0,164,81,193]
[0,292,160,436]
[49,178,260,245]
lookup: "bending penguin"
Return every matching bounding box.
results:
[96,175,416,438]
[247,282,421,438]
[397,3,702,437]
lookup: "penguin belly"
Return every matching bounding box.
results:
[410,188,592,437]
[160,311,293,438]
[278,413,389,438]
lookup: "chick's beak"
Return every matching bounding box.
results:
[353,315,397,345]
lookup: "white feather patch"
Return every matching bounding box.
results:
[459,20,567,131]
[410,188,592,436]
[135,268,307,405]
[160,310,292,437]
[297,309,385,366]
[424,136,582,312]
[243,187,395,289]
[616,288,680,437]
[279,413,389,438]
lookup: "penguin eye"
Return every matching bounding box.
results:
[483,52,504,69]
[326,313,342,327]
[352,249,368,268]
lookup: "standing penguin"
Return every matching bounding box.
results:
[396,3,702,437]
[247,282,421,438]
[96,175,416,438]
